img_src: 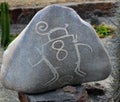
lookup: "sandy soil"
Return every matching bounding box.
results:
[0,0,115,7]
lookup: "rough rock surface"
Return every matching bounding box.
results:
[0,26,118,102]
[1,5,111,94]
[0,35,115,102]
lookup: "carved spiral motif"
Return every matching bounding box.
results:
[36,21,48,35]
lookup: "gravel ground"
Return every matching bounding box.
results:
[98,35,119,91]
[84,35,119,98]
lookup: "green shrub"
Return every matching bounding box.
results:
[93,23,116,38]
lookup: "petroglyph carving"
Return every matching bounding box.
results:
[0,5,111,94]
[29,21,93,86]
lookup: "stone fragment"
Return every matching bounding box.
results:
[19,85,87,102]
[63,85,77,94]
[1,5,111,94]
[84,83,106,95]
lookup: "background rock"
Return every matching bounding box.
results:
[1,5,111,94]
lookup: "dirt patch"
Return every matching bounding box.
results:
[0,0,115,8]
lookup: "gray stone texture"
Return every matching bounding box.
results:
[1,5,111,94]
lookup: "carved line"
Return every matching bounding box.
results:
[35,21,69,41]
[73,34,93,77]
[41,35,71,47]
[28,47,59,86]
[28,47,43,67]
[75,43,93,52]
[74,43,87,77]
[74,35,85,76]
[51,40,68,61]
[43,58,59,86]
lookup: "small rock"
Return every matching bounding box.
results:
[63,85,77,94]
[19,85,88,102]
[78,91,88,102]
[85,83,106,95]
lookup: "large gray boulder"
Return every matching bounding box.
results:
[1,5,111,94]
